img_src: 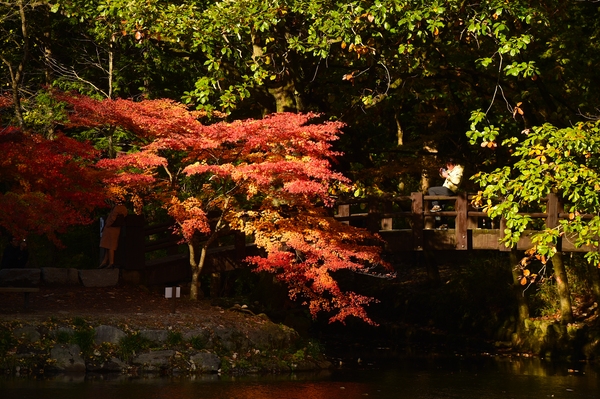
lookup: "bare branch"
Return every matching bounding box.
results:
[45,56,109,98]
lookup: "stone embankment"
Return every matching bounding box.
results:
[1,309,331,376]
[0,268,332,376]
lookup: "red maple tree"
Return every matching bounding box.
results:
[0,126,108,243]
[60,93,391,324]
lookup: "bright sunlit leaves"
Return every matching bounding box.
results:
[60,94,390,324]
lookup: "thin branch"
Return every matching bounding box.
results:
[485,52,503,115]
[576,108,600,121]
[45,56,109,98]
[311,58,321,83]
[378,61,391,95]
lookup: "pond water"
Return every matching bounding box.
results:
[1,356,598,399]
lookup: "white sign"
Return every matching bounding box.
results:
[165,287,180,298]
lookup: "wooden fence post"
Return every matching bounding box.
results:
[381,200,393,231]
[546,192,560,252]
[455,192,468,250]
[367,199,381,233]
[338,204,350,225]
[546,193,559,229]
[411,192,424,250]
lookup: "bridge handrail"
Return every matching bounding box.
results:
[333,192,594,252]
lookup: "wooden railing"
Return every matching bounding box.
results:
[333,192,594,253]
[116,194,595,278]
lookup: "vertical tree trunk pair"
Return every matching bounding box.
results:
[189,238,226,300]
[188,239,210,301]
[552,252,574,323]
[544,194,574,323]
[509,250,574,330]
[186,202,229,301]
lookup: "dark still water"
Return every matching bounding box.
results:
[1,356,598,399]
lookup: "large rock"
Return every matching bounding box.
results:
[0,268,40,287]
[183,328,214,349]
[213,325,248,352]
[50,344,86,373]
[79,269,119,287]
[13,326,41,343]
[41,268,80,285]
[246,323,299,350]
[95,325,127,345]
[190,351,221,373]
[140,329,170,344]
[132,350,175,371]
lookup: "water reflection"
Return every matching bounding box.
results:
[1,356,598,399]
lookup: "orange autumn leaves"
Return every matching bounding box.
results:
[60,95,390,324]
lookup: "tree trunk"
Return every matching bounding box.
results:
[188,241,200,300]
[188,199,229,300]
[251,27,301,113]
[395,113,404,146]
[552,252,574,323]
[1,0,29,127]
[189,241,211,300]
[509,250,529,331]
[42,6,52,86]
[268,80,298,112]
[108,35,115,98]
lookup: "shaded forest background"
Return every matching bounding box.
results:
[3,0,600,353]
[4,0,599,191]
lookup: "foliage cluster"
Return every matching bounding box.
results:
[3,0,600,188]
[2,0,600,328]
[53,93,391,324]
[470,120,600,266]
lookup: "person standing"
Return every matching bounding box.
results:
[428,158,464,213]
[99,202,128,269]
